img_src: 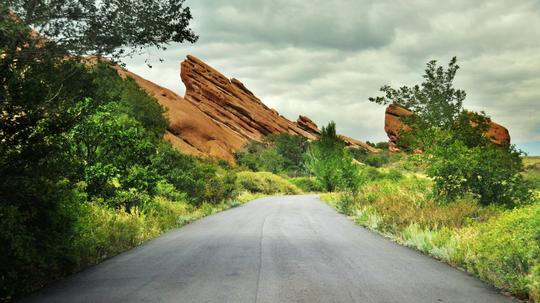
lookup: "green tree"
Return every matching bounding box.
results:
[2,1,197,61]
[369,57,490,150]
[427,131,532,207]
[266,133,309,175]
[0,3,197,298]
[306,122,360,193]
[369,58,531,206]
[67,102,157,198]
[235,133,308,176]
[369,57,465,130]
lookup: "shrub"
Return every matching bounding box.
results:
[235,133,309,176]
[306,122,361,193]
[352,151,402,168]
[289,177,325,192]
[460,204,540,299]
[202,169,238,204]
[72,203,154,269]
[154,180,187,202]
[235,171,302,195]
[428,138,533,207]
[351,177,498,232]
[151,144,236,206]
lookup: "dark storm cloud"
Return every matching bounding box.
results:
[124,0,540,154]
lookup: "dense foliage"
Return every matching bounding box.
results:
[235,171,302,195]
[321,168,539,301]
[427,134,532,207]
[0,4,201,299]
[235,133,308,176]
[369,57,532,206]
[306,122,360,193]
[2,0,197,61]
[0,61,242,300]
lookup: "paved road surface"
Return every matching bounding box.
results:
[21,195,518,303]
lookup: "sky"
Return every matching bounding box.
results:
[124,0,540,155]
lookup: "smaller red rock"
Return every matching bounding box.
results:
[384,104,511,151]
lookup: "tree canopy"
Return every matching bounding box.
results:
[2,0,197,60]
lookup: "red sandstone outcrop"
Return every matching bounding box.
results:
[296,115,320,136]
[384,103,510,151]
[118,55,377,162]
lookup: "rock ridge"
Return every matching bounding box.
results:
[119,55,378,162]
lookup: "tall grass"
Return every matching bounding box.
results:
[321,174,539,301]
[71,195,248,271]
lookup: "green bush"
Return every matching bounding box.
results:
[235,171,302,195]
[0,180,85,301]
[235,133,309,176]
[352,151,402,168]
[289,177,325,192]
[428,138,533,207]
[331,176,498,232]
[306,122,361,193]
[460,204,540,299]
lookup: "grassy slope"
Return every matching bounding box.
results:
[321,158,539,301]
[524,156,540,192]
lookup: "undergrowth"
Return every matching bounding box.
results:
[321,174,539,301]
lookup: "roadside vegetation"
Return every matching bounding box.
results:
[2,2,538,302]
[0,2,302,301]
[319,58,539,301]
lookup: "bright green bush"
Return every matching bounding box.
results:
[289,177,325,192]
[460,204,540,299]
[306,122,361,193]
[235,171,302,195]
[428,138,532,207]
[235,133,309,176]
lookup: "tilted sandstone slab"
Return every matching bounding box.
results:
[180,55,319,142]
[116,66,245,162]
[384,103,510,151]
[118,55,377,162]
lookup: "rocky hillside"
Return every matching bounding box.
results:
[384,103,511,152]
[118,55,377,162]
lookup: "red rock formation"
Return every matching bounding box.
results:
[296,115,320,136]
[384,104,413,152]
[180,55,319,143]
[384,104,510,151]
[484,121,510,146]
[118,55,377,162]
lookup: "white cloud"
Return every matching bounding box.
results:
[124,0,540,154]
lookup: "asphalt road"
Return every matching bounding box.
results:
[21,195,518,303]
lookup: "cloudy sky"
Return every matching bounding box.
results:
[124,0,540,155]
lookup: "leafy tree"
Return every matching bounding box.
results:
[2,1,197,61]
[235,133,309,176]
[369,57,490,150]
[91,65,168,136]
[427,131,532,207]
[266,133,309,174]
[369,58,531,206]
[0,3,197,298]
[369,57,465,130]
[67,102,157,198]
[306,122,360,192]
